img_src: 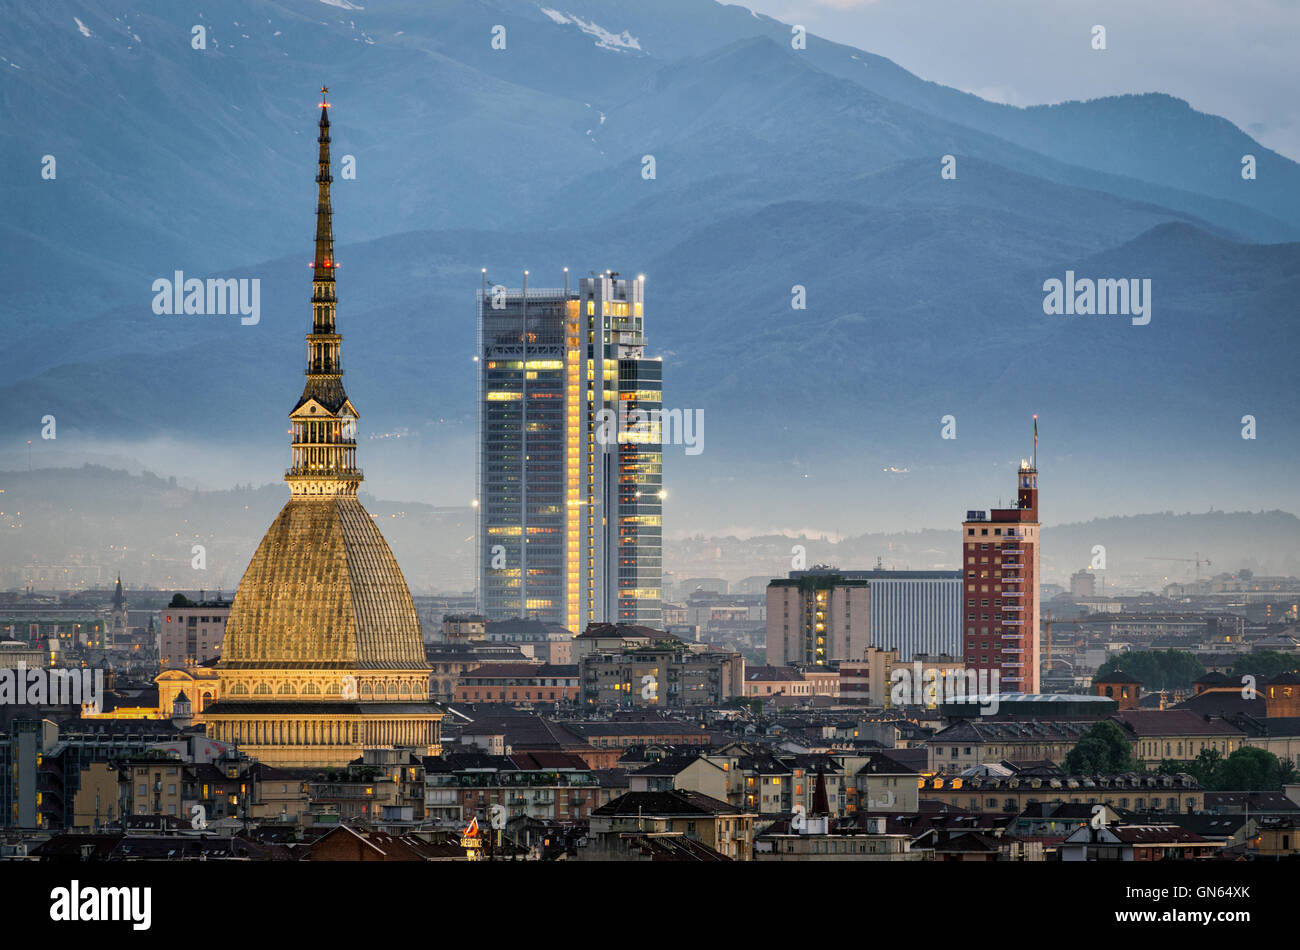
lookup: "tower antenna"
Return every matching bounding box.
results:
[1032,414,1038,469]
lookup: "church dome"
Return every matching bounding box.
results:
[220,496,426,670]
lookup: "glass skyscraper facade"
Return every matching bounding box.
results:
[477,273,662,631]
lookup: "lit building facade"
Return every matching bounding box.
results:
[765,572,870,667]
[477,272,662,630]
[962,446,1041,693]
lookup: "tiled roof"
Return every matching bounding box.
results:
[613,832,730,861]
[485,619,571,636]
[566,721,704,738]
[1204,791,1300,812]
[577,622,675,640]
[1111,710,1245,738]
[592,768,631,789]
[933,832,1002,853]
[459,663,577,679]
[745,666,806,682]
[1172,691,1264,718]
[856,752,920,776]
[931,720,1093,743]
[1110,824,1211,845]
[1093,670,1142,684]
[509,751,591,771]
[593,789,745,817]
[635,754,711,777]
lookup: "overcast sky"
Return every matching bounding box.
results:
[739,0,1300,161]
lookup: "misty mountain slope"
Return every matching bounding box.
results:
[0,0,634,326]
[533,0,1300,237]
[5,0,1293,336]
[8,155,1286,452]
[527,36,1291,244]
[644,207,1300,457]
[5,186,1297,485]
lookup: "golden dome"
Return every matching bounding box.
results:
[220,496,426,670]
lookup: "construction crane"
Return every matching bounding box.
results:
[1144,553,1212,580]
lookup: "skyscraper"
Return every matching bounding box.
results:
[961,423,1041,693]
[204,89,442,768]
[477,272,662,631]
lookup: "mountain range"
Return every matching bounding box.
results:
[2,0,1298,538]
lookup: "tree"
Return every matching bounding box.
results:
[1231,651,1300,681]
[1213,747,1292,792]
[1179,748,1223,788]
[1064,720,1135,774]
[1095,650,1204,691]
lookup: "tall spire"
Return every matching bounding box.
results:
[313,85,335,325]
[287,86,361,497]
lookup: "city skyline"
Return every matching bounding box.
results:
[0,2,1297,909]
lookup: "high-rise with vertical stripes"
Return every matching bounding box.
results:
[477,271,662,631]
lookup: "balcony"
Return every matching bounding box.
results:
[286,466,363,480]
